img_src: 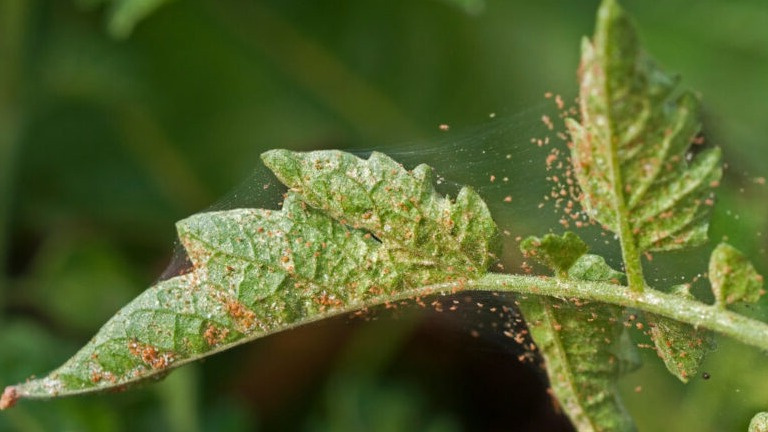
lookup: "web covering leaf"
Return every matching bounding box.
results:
[519,232,636,432]
[3,150,499,401]
[565,0,722,253]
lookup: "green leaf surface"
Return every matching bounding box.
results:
[520,299,634,432]
[566,0,727,386]
[2,151,498,402]
[709,242,764,307]
[519,235,635,432]
[262,149,500,273]
[520,231,588,277]
[565,0,722,293]
[568,254,624,283]
[647,285,715,383]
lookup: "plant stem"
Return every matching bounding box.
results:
[468,274,768,352]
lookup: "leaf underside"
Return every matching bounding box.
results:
[709,242,764,307]
[646,285,714,383]
[566,0,722,253]
[519,232,636,432]
[520,232,588,277]
[6,150,499,400]
[565,0,725,388]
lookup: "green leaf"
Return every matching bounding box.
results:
[566,0,722,294]
[647,285,715,383]
[2,151,499,401]
[750,412,768,432]
[567,0,722,252]
[520,231,588,277]
[262,149,500,273]
[709,242,765,307]
[568,254,624,283]
[519,235,635,432]
[567,0,725,387]
[520,298,634,432]
[569,254,641,376]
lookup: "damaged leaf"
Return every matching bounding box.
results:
[647,285,715,383]
[3,151,499,402]
[519,232,635,432]
[566,0,722,254]
[520,231,588,278]
[709,242,764,307]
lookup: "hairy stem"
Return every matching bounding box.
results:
[6,272,767,403]
[469,274,767,351]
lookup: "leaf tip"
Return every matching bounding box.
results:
[260,148,290,168]
[0,386,18,411]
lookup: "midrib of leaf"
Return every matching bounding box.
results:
[594,0,645,294]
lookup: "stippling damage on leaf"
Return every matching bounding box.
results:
[521,231,588,278]
[647,285,714,383]
[709,242,764,308]
[567,0,724,387]
[568,254,623,283]
[566,0,722,253]
[261,149,500,273]
[2,151,499,402]
[519,232,636,432]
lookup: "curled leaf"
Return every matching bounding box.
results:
[647,285,714,383]
[262,149,500,273]
[2,151,499,403]
[709,242,764,307]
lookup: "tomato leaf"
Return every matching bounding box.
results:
[566,0,722,254]
[519,232,635,432]
[520,232,588,278]
[3,151,499,401]
[647,285,715,383]
[709,242,764,307]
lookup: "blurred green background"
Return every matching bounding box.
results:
[1,0,767,430]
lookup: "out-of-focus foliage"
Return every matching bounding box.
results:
[1,0,766,431]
